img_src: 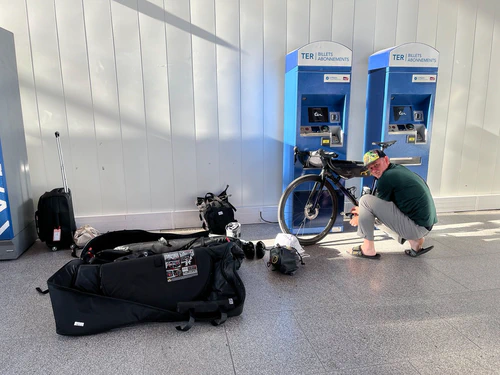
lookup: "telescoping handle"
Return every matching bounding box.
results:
[55,131,69,193]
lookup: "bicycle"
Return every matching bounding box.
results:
[278,140,397,246]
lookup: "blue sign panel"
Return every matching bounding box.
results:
[0,140,14,240]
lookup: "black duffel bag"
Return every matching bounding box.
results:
[44,230,246,335]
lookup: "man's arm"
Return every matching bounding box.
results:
[349,206,359,226]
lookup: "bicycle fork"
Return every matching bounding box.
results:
[304,179,326,220]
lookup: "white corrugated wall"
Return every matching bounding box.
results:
[1,0,499,231]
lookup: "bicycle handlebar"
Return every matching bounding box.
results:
[294,147,338,159]
[294,139,397,168]
[316,148,339,159]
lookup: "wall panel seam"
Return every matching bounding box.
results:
[109,0,129,213]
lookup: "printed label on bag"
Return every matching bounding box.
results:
[163,249,198,282]
[53,228,61,242]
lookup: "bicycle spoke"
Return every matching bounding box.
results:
[278,175,338,246]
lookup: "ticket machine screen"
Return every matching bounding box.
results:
[308,107,329,123]
[392,105,413,122]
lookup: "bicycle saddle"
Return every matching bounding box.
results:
[326,159,368,179]
[371,140,396,149]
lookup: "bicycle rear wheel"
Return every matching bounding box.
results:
[278,174,338,246]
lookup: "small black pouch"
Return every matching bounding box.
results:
[266,245,304,275]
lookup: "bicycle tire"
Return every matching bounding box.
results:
[278,174,338,246]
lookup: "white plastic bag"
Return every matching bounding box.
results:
[73,225,100,248]
[274,233,306,255]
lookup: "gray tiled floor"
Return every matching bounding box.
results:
[2,210,500,374]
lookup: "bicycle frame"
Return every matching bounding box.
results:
[320,140,393,207]
[320,169,360,206]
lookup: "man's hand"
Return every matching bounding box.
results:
[349,206,359,227]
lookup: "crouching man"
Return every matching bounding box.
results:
[348,149,437,259]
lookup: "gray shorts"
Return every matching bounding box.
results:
[357,194,430,242]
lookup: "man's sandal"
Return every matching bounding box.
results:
[348,245,381,260]
[405,246,434,257]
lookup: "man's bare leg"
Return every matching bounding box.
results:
[347,239,377,256]
[361,239,377,256]
[408,238,424,251]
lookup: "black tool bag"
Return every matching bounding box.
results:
[45,229,246,335]
[267,245,305,275]
[196,185,237,235]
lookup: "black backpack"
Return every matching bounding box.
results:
[196,185,237,235]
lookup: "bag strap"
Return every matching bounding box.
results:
[266,245,278,269]
[294,249,305,265]
[219,184,229,197]
[212,195,237,212]
[175,300,231,331]
[35,287,49,294]
[36,289,233,331]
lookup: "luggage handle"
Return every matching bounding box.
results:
[55,131,69,193]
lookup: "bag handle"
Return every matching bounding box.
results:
[204,192,215,202]
[175,300,231,331]
[295,248,305,265]
[219,184,229,198]
[211,195,237,212]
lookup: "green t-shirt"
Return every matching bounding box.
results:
[376,164,437,228]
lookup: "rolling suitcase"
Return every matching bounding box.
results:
[35,132,76,251]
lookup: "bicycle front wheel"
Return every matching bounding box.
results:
[278,174,338,246]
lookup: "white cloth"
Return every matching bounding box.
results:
[73,225,100,248]
[274,233,305,255]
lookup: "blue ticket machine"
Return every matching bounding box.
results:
[364,43,439,184]
[283,41,352,233]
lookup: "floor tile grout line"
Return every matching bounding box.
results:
[223,325,238,375]
[291,310,330,374]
